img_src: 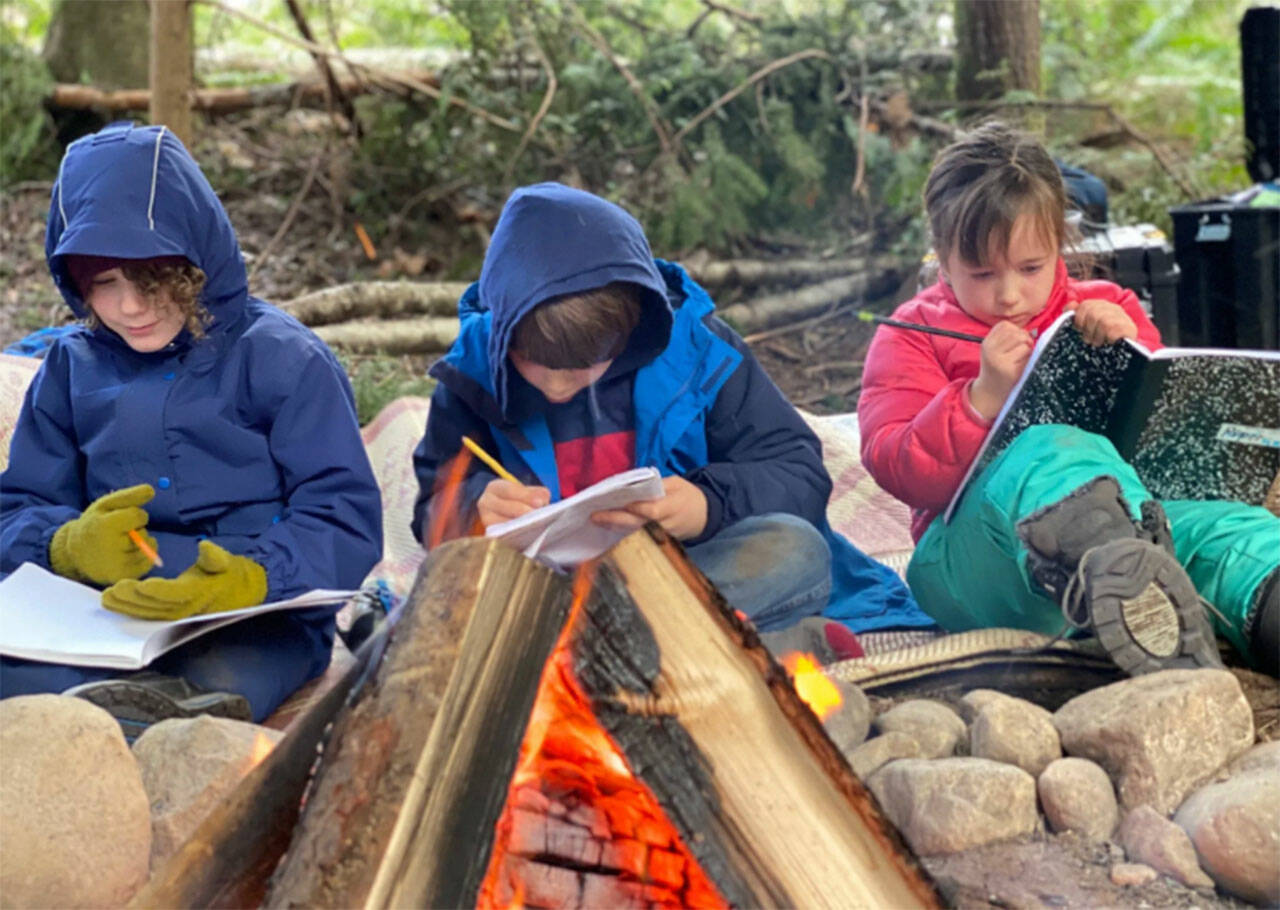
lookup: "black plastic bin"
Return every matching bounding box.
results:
[1168,200,1279,350]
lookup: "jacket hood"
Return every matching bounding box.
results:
[45,122,247,322]
[478,183,673,415]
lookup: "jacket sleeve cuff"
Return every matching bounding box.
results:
[960,380,995,427]
[685,481,724,547]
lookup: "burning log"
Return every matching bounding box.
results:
[265,537,571,908]
[264,528,937,909]
[489,526,941,909]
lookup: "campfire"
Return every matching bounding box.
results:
[134,526,940,909]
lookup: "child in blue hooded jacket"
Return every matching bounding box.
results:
[0,122,383,726]
[411,183,933,645]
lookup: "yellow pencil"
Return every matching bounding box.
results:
[127,528,164,568]
[461,435,520,484]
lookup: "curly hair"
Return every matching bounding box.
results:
[83,259,210,339]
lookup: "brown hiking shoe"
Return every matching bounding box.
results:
[1017,477,1221,676]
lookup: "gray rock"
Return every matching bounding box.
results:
[970,696,1061,777]
[1053,669,1253,813]
[1173,766,1280,905]
[1037,757,1119,840]
[1227,739,1280,777]
[0,695,151,908]
[956,688,1009,723]
[133,715,283,868]
[874,699,966,759]
[1117,805,1214,890]
[820,678,872,756]
[1110,862,1159,887]
[848,731,922,779]
[867,757,1037,855]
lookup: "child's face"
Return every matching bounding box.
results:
[509,351,613,404]
[85,268,187,352]
[941,212,1058,328]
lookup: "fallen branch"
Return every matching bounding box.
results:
[194,0,521,134]
[720,259,907,334]
[283,0,359,135]
[673,48,833,146]
[279,280,469,326]
[569,1,675,159]
[248,148,325,284]
[312,317,460,354]
[504,33,558,180]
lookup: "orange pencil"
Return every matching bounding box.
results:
[127,528,164,568]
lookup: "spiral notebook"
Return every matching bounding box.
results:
[0,562,354,670]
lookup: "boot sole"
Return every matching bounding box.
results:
[64,680,252,741]
[1084,541,1222,676]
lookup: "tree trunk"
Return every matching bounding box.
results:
[954,0,1041,102]
[150,0,193,147]
[43,0,150,89]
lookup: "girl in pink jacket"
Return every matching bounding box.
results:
[858,121,1277,676]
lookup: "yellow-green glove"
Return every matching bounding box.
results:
[101,540,267,621]
[50,484,158,586]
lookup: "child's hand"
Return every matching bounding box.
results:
[590,475,708,541]
[1066,298,1139,347]
[477,479,550,528]
[969,321,1034,420]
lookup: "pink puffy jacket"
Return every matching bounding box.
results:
[858,259,1162,541]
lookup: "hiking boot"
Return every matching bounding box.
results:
[62,672,251,743]
[759,616,865,665]
[1017,476,1221,676]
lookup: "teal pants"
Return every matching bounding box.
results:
[908,425,1280,658]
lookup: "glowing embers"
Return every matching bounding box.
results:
[478,566,727,910]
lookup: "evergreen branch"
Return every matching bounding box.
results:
[672,48,833,146]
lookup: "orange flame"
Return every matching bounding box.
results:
[426,448,478,549]
[478,563,728,909]
[248,730,276,767]
[782,652,843,721]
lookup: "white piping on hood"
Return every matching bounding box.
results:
[147,126,167,231]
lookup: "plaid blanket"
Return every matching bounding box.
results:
[0,355,918,625]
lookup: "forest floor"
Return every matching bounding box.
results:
[0,108,883,417]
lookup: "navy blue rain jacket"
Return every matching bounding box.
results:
[0,122,383,601]
[411,182,931,631]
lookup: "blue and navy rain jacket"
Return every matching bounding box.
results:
[410,182,931,631]
[0,122,383,602]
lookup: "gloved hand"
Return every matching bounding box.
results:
[102,540,267,621]
[50,484,158,586]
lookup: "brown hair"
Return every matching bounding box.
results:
[510,281,643,369]
[924,121,1068,268]
[83,259,210,339]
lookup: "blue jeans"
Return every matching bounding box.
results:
[0,610,335,723]
[686,513,832,632]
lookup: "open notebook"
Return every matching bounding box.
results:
[0,562,354,670]
[486,467,665,569]
[945,312,1280,521]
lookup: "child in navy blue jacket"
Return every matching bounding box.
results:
[0,123,383,727]
[411,183,932,642]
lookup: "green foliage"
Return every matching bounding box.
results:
[0,36,57,188]
[1041,0,1252,230]
[339,353,436,426]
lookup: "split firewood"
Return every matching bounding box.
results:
[279,280,468,326]
[265,539,572,909]
[557,526,942,909]
[128,625,389,909]
[311,316,459,354]
[719,258,908,334]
